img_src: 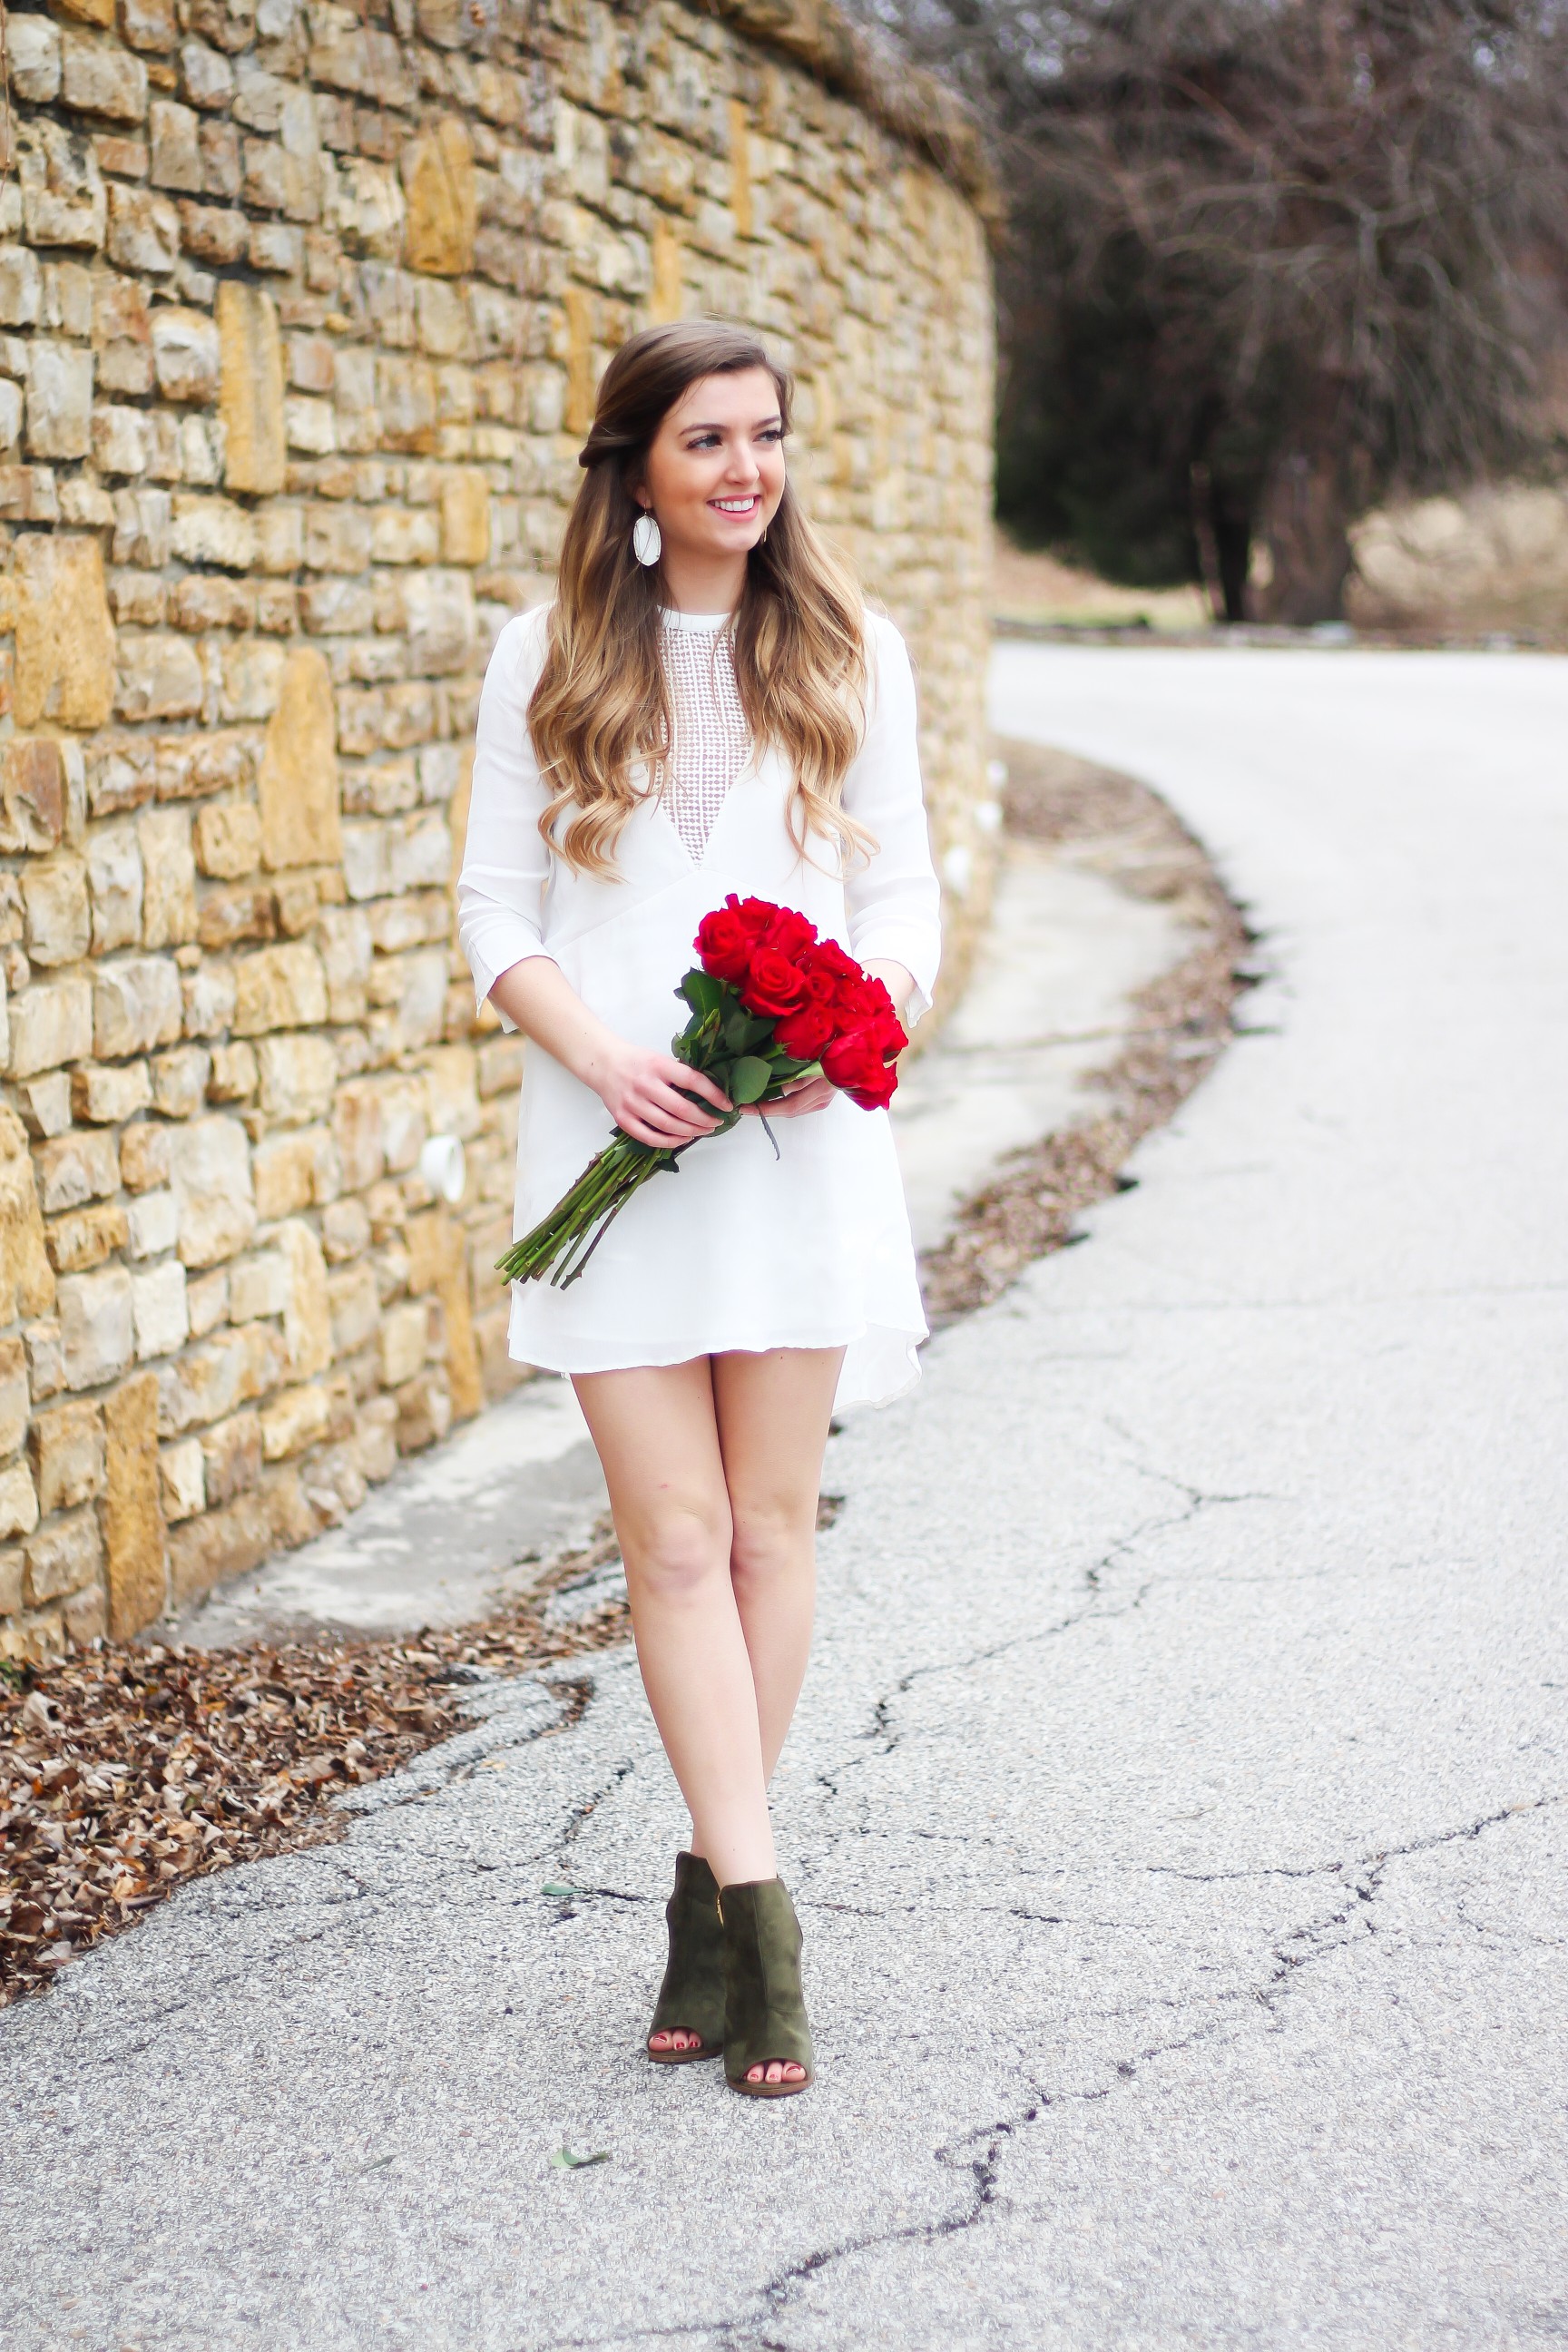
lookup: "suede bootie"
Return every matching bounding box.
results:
[646,1850,725,2063]
[718,1877,815,2098]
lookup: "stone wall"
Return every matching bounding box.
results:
[0,0,996,1659]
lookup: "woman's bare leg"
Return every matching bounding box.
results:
[711,1346,844,1779]
[571,1358,774,1894]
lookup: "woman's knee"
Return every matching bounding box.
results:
[622,1494,732,1604]
[729,1495,812,1588]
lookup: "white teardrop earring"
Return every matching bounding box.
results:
[632,509,662,566]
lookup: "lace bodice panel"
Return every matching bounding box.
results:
[656,611,751,860]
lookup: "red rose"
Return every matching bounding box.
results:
[773,1002,836,1060]
[695,902,757,986]
[732,896,778,939]
[760,906,818,963]
[800,968,838,1007]
[740,947,808,1016]
[822,1029,899,1110]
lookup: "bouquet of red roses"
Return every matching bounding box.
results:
[495,895,907,1289]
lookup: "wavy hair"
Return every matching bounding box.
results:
[528,319,871,877]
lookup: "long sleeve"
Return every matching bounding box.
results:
[840,613,943,1023]
[456,607,560,1029]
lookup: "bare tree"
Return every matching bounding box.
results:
[855,1,1568,620]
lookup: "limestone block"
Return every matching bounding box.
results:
[93,404,150,478]
[11,536,116,729]
[165,1490,269,1602]
[228,1249,287,1321]
[198,885,277,952]
[61,30,150,122]
[106,185,180,274]
[208,1041,258,1101]
[151,307,220,402]
[126,1188,178,1259]
[0,740,70,854]
[251,1125,338,1218]
[395,1367,451,1455]
[156,1328,243,1435]
[277,1219,331,1378]
[321,1198,369,1263]
[30,1398,106,1514]
[103,1369,166,1636]
[379,1078,426,1173]
[327,1261,378,1357]
[58,1264,134,1388]
[149,101,203,193]
[405,1209,482,1421]
[0,1547,21,1615]
[340,823,389,903]
[22,856,91,967]
[87,820,143,951]
[378,1298,428,1390]
[181,37,234,108]
[138,809,198,946]
[0,380,24,455]
[7,979,93,1079]
[0,244,42,328]
[374,356,439,455]
[0,1337,30,1457]
[132,1259,190,1360]
[47,1200,129,1271]
[260,1382,329,1462]
[217,279,285,495]
[371,506,442,565]
[18,122,107,250]
[193,801,263,878]
[25,1507,103,1605]
[71,1061,152,1124]
[169,495,257,572]
[178,201,249,266]
[25,340,94,461]
[201,1409,260,1504]
[115,630,205,720]
[403,119,476,277]
[331,1079,384,1191]
[316,906,372,1023]
[93,955,182,1058]
[255,1033,337,1125]
[8,17,63,103]
[150,1044,211,1118]
[354,1395,398,1485]
[258,647,341,870]
[120,1122,171,1193]
[232,941,328,1034]
[170,1113,256,1267]
[24,1318,66,1400]
[160,1436,206,1522]
[401,572,475,675]
[422,1045,482,1141]
[0,1109,56,1326]
[18,1073,74,1140]
[0,1460,41,1541]
[123,0,178,51]
[181,960,238,1038]
[441,469,490,565]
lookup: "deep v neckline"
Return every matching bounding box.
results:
[656,606,753,865]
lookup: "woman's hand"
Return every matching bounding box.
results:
[742,1073,836,1120]
[593,1040,732,1151]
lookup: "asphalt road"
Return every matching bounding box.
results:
[5,646,1566,2351]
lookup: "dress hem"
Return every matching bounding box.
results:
[507,1316,926,1409]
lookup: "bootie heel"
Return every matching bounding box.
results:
[718,1877,815,2099]
[646,1851,725,2063]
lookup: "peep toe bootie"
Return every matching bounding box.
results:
[646,1851,725,2063]
[719,1877,815,2099]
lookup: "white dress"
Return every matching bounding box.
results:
[457,603,942,1409]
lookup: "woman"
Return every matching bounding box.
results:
[457,319,940,2098]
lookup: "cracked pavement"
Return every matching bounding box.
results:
[5,646,1568,2349]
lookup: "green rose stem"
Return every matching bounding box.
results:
[495,972,821,1292]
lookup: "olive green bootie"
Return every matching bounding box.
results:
[718,1877,815,2099]
[646,1850,725,2063]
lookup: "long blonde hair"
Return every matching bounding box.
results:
[529,320,871,877]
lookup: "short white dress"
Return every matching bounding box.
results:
[457,603,942,1409]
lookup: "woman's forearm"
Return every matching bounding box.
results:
[487,956,628,1095]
